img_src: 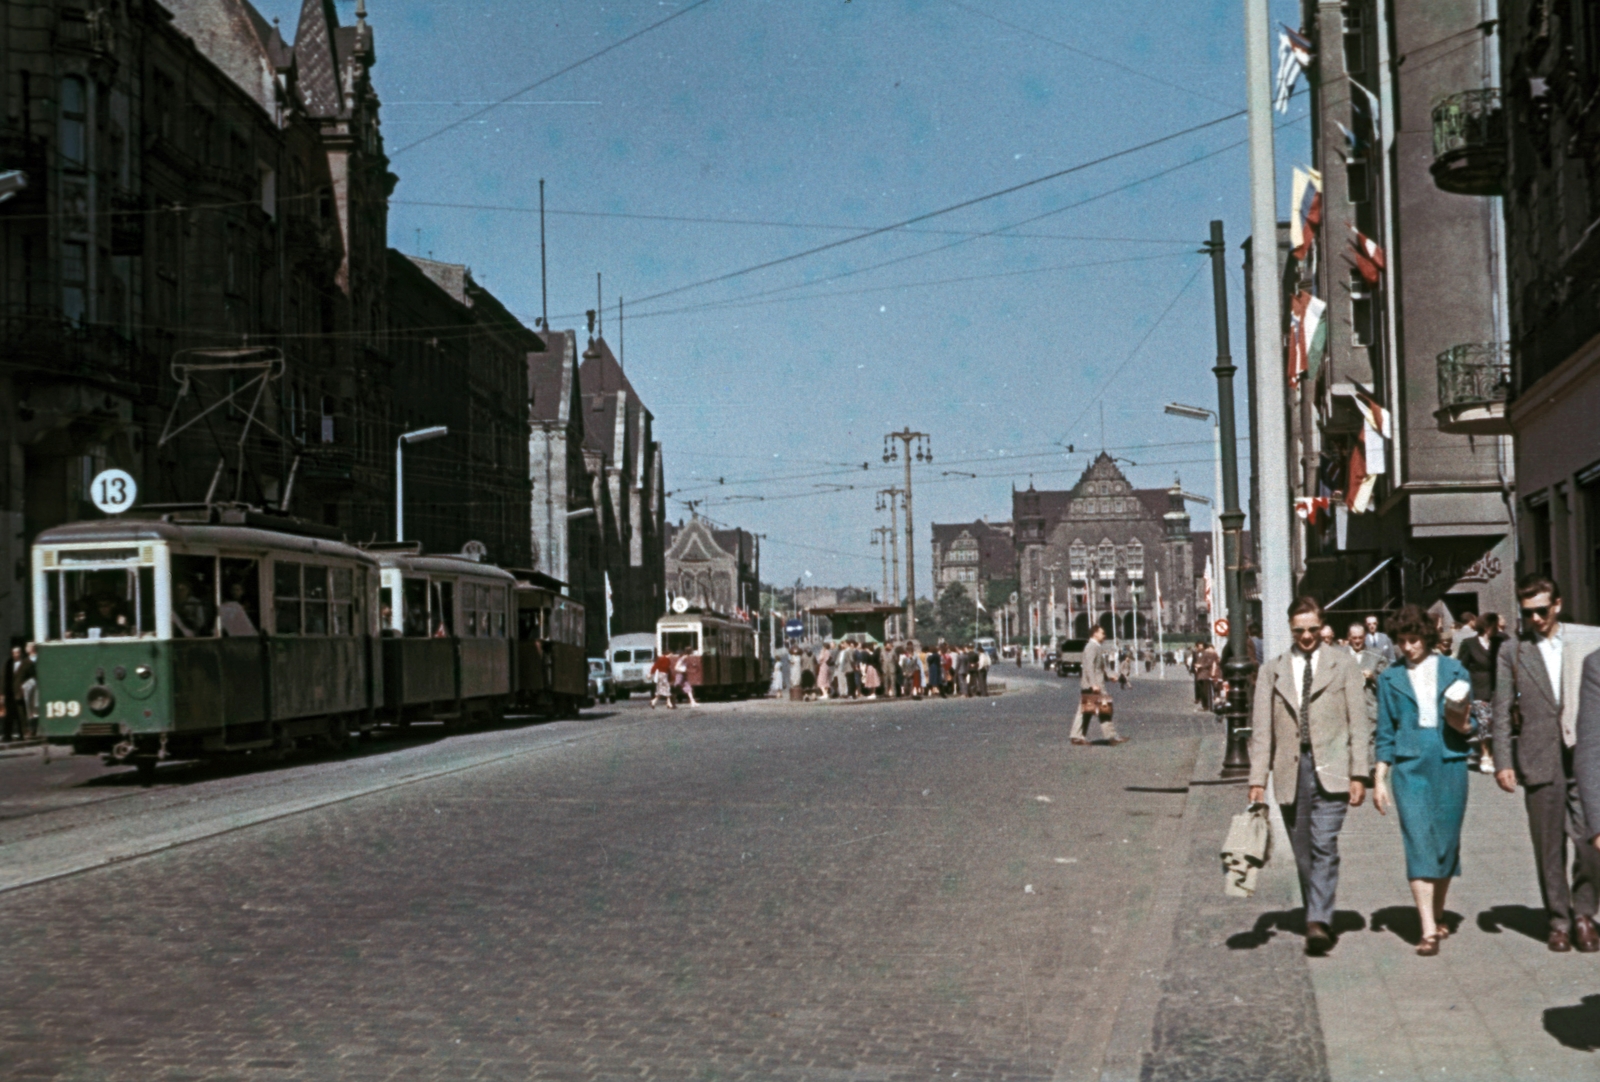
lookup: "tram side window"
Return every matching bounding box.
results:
[432,581,454,637]
[492,586,506,637]
[516,604,543,641]
[303,565,329,634]
[464,582,480,637]
[274,561,302,635]
[402,578,429,637]
[330,567,353,636]
[219,558,260,636]
[170,554,217,637]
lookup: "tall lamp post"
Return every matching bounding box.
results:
[395,425,449,542]
[1164,403,1226,645]
[1204,219,1254,774]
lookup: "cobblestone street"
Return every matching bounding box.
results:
[0,671,1242,1081]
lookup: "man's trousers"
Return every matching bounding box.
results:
[1279,750,1349,927]
[1524,744,1600,933]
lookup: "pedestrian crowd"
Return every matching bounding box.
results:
[1245,576,1600,961]
[776,638,993,701]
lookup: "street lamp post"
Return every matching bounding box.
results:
[395,425,449,542]
[1205,219,1254,775]
[1163,402,1226,646]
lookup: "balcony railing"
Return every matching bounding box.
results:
[1435,342,1512,435]
[1431,89,1505,196]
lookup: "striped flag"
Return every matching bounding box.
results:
[1350,225,1387,270]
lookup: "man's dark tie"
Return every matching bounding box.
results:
[1299,651,1314,749]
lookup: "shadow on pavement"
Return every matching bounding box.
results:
[1369,905,1466,945]
[1225,908,1367,950]
[1476,904,1549,942]
[1543,995,1600,1051]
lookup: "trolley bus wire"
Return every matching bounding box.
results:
[389,0,718,157]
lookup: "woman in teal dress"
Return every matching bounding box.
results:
[1374,604,1478,956]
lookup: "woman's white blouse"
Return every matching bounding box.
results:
[1409,653,1439,728]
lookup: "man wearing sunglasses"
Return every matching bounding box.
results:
[1491,574,1600,953]
[1249,595,1370,955]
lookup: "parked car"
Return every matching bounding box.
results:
[1055,638,1089,677]
[587,657,616,703]
[608,632,658,698]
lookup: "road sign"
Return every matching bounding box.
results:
[90,469,137,514]
[785,619,804,638]
[1213,618,1230,637]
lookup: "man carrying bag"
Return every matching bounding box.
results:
[1072,625,1127,747]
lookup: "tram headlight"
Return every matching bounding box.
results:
[135,665,152,680]
[86,685,116,716]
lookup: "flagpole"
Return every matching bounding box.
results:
[1245,0,1293,660]
[1155,571,1166,681]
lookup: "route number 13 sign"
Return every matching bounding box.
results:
[90,469,138,514]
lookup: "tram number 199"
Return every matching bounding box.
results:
[46,701,81,718]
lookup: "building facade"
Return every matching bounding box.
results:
[579,335,665,643]
[1499,0,1600,617]
[1284,0,1515,622]
[930,519,1014,594]
[664,516,760,615]
[1013,454,1202,644]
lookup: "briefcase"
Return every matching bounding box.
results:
[1080,690,1113,720]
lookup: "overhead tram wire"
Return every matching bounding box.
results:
[388,0,717,157]
[615,108,1249,310]
[557,102,1310,327]
[945,0,1240,110]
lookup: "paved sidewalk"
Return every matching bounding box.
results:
[1293,770,1600,1080]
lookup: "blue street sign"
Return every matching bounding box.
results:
[785,619,804,638]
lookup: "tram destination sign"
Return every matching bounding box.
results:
[90,469,137,514]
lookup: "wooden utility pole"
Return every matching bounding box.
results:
[883,430,930,639]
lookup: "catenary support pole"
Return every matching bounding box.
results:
[1244,0,1293,659]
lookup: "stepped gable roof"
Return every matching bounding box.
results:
[1015,452,1188,534]
[163,0,290,114]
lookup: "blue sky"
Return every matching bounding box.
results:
[259,0,1308,596]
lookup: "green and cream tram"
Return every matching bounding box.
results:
[508,570,589,716]
[371,545,517,727]
[31,506,383,779]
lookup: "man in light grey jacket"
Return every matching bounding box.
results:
[1073,625,1126,746]
[1574,650,1600,860]
[1249,595,1370,955]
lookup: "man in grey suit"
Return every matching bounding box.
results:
[1574,651,1600,859]
[1073,625,1127,746]
[1495,574,1600,952]
[1249,595,1370,955]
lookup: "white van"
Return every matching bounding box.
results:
[608,632,658,696]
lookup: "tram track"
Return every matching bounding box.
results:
[0,714,636,897]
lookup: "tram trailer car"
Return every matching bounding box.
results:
[508,574,589,716]
[372,546,517,728]
[32,507,384,780]
[656,608,768,700]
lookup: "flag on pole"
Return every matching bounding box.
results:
[1351,78,1383,146]
[1274,26,1313,112]
[1349,225,1386,270]
[1289,168,1323,258]
[1288,291,1327,385]
[1334,120,1363,160]
[1346,242,1381,285]
[1294,496,1332,525]
[1354,389,1392,438]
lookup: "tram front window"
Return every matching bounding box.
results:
[45,566,155,640]
[662,630,699,655]
[170,555,217,637]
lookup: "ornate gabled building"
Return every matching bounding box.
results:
[1013,453,1203,643]
[664,517,760,616]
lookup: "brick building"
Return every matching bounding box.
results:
[1013,453,1203,644]
[664,517,760,615]
[930,519,1014,596]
